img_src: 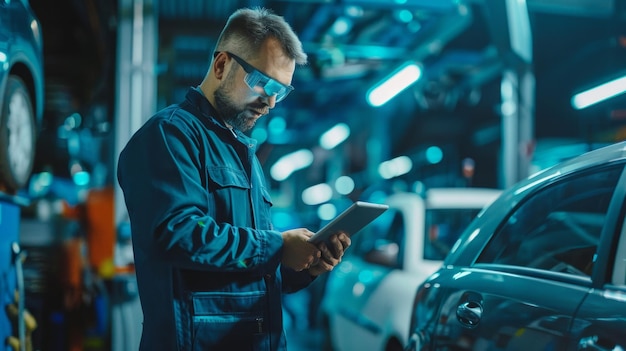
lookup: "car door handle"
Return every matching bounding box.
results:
[579,335,613,351]
[456,301,482,328]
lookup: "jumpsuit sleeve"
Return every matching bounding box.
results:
[117,114,283,272]
[281,266,316,293]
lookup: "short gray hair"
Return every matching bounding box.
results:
[215,7,308,65]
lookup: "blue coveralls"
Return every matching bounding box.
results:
[117,87,314,350]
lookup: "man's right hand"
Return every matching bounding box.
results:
[281,228,321,271]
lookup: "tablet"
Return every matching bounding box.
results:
[308,201,389,245]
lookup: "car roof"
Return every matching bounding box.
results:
[425,188,502,209]
[385,187,502,211]
[501,141,626,202]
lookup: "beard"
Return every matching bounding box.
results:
[214,88,256,132]
[214,76,258,132]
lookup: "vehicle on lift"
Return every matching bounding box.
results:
[406,141,626,350]
[320,187,500,351]
[0,0,45,193]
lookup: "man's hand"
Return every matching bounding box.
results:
[308,232,351,276]
[281,228,321,271]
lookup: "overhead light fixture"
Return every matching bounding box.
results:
[366,61,422,107]
[301,183,333,205]
[330,17,352,36]
[270,149,314,181]
[571,74,626,110]
[319,123,350,150]
[378,155,413,179]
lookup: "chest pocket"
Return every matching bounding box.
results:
[207,166,251,223]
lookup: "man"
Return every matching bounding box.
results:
[117,7,351,351]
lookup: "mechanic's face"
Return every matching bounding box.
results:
[214,39,295,132]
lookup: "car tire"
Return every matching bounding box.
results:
[0,75,37,193]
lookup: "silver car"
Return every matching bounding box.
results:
[0,0,44,192]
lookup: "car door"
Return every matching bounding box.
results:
[569,167,626,351]
[424,164,624,350]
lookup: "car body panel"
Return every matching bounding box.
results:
[569,185,626,350]
[0,0,44,123]
[408,141,626,351]
[571,284,626,350]
[415,267,590,350]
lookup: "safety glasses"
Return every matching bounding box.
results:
[215,51,294,103]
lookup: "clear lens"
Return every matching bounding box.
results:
[244,70,293,102]
[225,52,294,102]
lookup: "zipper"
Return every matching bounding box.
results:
[256,317,264,333]
[249,183,257,229]
[263,273,273,348]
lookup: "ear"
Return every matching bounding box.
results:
[213,52,228,80]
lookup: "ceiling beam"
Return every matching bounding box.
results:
[527,0,615,18]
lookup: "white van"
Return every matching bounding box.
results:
[320,187,501,351]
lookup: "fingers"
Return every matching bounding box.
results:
[303,254,320,270]
[308,256,334,276]
[336,232,352,249]
[323,233,351,260]
[309,232,351,275]
[281,228,322,271]
[282,229,351,273]
[296,250,320,271]
[318,243,340,266]
[316,257,334,271]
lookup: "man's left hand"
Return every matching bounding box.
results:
[308,232,351,276]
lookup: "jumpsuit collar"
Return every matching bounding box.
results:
[186,87,258,150]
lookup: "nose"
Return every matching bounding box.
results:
[262,94,277,109]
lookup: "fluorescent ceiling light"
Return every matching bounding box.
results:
[366,61,422,107]
[302,183,333,205]
[571,75,626,110]
[270,149,314,181]
[319,123,350,150]
[378,155,413,179]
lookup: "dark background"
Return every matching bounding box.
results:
[28,0,626,193]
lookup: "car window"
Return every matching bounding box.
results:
[424,208,483,261]
[353,208,404,268]
[477,165,623,277]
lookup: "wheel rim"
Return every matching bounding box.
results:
[7,88,34,182]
